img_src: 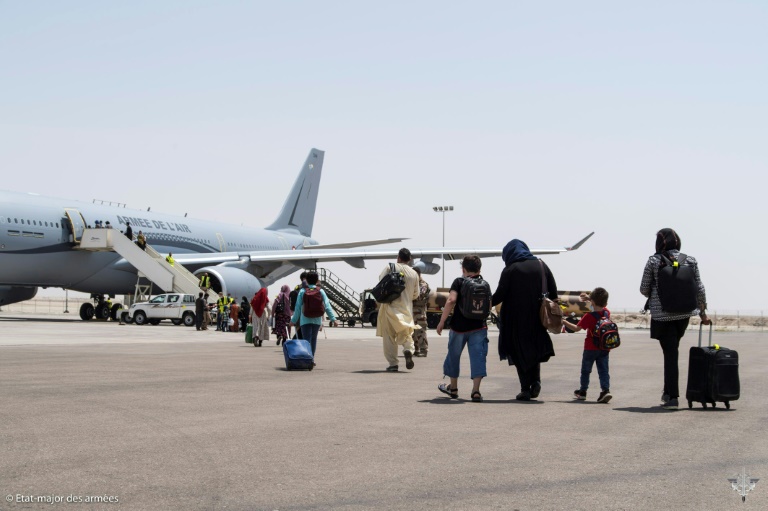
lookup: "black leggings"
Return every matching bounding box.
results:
[651,318,690,399]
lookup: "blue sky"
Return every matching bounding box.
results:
[1,1,766,311]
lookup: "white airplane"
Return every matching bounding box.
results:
[0,148,593,319]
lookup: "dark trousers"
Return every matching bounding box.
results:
[301,323,320,355]
[195,312,203,330]
[651,318,690,399]
[515,363,541,392]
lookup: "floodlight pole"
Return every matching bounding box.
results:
[432,206,454,288]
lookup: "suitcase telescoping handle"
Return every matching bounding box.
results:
[698,323,713,348]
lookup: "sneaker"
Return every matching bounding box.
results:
[516,391,532,401]
[404,350,415,370]
[661,393,670,405]
[386,365,399,372]
[573,389,587,400]
[597,390,612,404]
[662,398,679,410]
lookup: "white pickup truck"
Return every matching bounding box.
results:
[128,293,198,326]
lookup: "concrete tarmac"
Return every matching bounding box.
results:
[0,315,766,510]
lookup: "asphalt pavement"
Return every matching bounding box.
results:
[0,315,766,510]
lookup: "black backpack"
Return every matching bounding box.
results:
[457,276,492,320]
[289,287,300,311]
[657,253,699,313]
[275,297,285,314]
[371,263,407,304]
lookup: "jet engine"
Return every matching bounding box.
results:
[0,286,38,306]
[413,260,441,275]
[194,267,263,300]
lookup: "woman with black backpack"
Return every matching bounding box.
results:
[640,228,710,410]
[272,285,292,345]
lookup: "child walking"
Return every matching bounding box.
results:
[563,287,613,403]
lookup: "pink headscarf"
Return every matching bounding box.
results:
[273,284,291,315]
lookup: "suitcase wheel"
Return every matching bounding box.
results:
[688,400,693,409]
[725,401,730,410]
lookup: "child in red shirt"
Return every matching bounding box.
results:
[563,287,612,403]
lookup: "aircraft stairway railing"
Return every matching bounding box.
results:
[78,228,203,296]
[318,268,361,326]
[144,244,205,296]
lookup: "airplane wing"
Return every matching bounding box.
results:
[168,232,595,271]
[302,238,408,250]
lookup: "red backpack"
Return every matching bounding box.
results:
[302,288,325,318]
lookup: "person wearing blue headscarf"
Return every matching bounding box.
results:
[492,239,558,401]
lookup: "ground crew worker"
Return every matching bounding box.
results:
[412,267,430,357]
[166,253,175,266]
[217,293,233,331]
[199,272,211,291]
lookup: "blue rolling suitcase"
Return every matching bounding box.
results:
[282,338,314,371]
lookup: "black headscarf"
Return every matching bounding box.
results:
[655,228,681,254]
[502,239,538,265]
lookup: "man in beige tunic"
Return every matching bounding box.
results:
[376,248,420,372]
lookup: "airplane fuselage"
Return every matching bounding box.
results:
[0,190,315,295]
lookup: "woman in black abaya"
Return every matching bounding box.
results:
[492,239,558,401]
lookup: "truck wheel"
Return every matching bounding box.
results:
[149,319,161,325]
[171,319,182,325]
[182,312,195,327]
[369,312,378,328]
[133,311,147,325]
[427,314,439,329]
[79,303,95,321]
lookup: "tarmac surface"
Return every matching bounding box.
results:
[0,314,766,511]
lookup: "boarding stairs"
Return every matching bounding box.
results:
[317,268,361,327]
[77,228,204,296]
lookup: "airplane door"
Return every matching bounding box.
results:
[215,233,226,252]
[64,209,86,243]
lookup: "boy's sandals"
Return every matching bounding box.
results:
[471,391,483,403]
[438,383,459,399]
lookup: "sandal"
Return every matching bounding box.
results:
[438,383,459,399]
[471,391,483,403]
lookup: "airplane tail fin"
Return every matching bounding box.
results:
[266,148,324,237]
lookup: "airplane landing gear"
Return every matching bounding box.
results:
[94,302,110,320]
[79,302,95,320]
[79,294,122,321]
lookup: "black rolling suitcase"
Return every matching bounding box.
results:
[685,324,740,409]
